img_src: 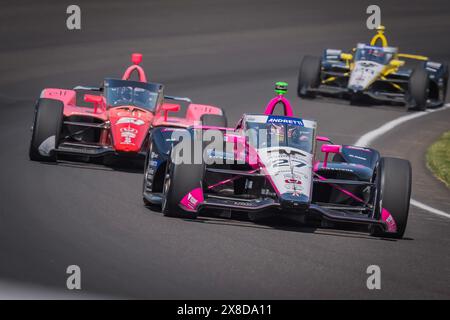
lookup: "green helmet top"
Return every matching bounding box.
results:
[275,81,288,95]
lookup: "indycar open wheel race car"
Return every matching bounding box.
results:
[144,82,412,238]
[29,53,226,164]
[297,26,448,110]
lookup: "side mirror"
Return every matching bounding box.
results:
[321,144,341,154]
[84,94,102,104]
[316,136,332,143]
[340,53,353,61]
[321,144,341,167]
[390,59,405,68]
[84,94,103,112]
[161,103,181,121]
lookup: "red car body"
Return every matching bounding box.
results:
[30,53,224,162]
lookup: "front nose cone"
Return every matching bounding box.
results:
[348,84,364,93]
[280,193,309,210]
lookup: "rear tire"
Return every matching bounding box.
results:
[371,157,412,238]
[161,143,204,219]
[29,98,64,162]
[297,55,321,98]
[407,67,429,111]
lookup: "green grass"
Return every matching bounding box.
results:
[427,131,450,188]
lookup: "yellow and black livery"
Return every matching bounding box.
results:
[297,26,448,110]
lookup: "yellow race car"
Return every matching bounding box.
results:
[297,26,448,110]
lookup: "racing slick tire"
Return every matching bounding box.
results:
[200,113,228,128]
[29,98,64,162]
[407,67,429,111]
[142,141,155,207]
[297,55,321,98]
[161,141,203,219]
[440,63,449,104]
[371,157,412,239]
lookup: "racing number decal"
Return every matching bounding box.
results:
[272,159,306,168]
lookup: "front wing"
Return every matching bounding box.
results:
[192,194,389,232]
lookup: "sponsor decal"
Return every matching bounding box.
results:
[187,193,198,208]
[116,117,145,126]
[346,146,372,152]
[180,188,204,211]
[120,127,138,145]
[348,154,367,161]
[117,111,132,117]
[266,115,304,126]
[319,166,354,172]
[161,128,186,132]
[284,175,304,192]
[381,208,397,233]
[149,160,159,167]
[232,201,254,207]
[261,188,276,197]
[284,178,302,185]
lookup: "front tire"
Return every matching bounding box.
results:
[142,145,153,206]
[29,98,64,162]
[297,55,322,98]
[371,157,412,238]
[161,143,204,219]
[407,67,429,111]
[440,63,449,105]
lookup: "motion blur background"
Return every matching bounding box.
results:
[0,0,449,298]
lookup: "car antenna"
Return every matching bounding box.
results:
[264,82,294,116]
[122,53,147,82]
[370,25,388,47]
[274,81,288,96]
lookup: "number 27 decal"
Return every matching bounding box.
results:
[272,159,306,168]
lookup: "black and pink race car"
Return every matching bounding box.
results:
[143,82,412,238]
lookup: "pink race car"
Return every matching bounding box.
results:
[29,53,226,164]
[144,82,412,239]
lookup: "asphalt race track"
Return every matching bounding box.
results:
[0,0,449,299]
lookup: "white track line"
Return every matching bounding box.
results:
[410,199,450,219]
[355,103,450,219]
[355,104,450,147]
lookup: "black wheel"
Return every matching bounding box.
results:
[142,144,153,206]
[29,98,64,162]
[371,157,412,238]
[200,112,228,127]
[297,55,321,98]
[407,67,429,111]
[161,142,204,219]
[440,63,449,104]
